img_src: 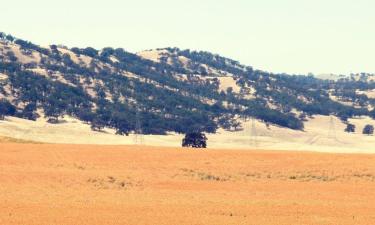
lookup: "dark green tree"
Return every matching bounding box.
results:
[90,117,106,131]
[182,132,207,148]
[21,102,38,121]
[0,100,16,120]
[363,125,374,135]
[344,123,355,133]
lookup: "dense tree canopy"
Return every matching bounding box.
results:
[182,132,207,148]
[363,125,374,135]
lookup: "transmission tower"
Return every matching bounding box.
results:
[133,105,144,145]
[250,117,258,148]
[327,115,338,141]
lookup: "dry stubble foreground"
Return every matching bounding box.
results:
[0,143,375,225]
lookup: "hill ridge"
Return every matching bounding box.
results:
[1,31,375,136]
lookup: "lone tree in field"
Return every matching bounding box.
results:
[344,123,355,133]
[182,132,207,148]
[362,124,374,136]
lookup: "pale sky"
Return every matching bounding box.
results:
[1,0,374,75]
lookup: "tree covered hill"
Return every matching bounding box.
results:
[1,32,375,135]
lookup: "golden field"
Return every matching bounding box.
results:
[1,142,375,225]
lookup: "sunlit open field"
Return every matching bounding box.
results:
[1,142,375,225]
[3,115,375,153]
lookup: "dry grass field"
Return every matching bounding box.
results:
[3,115,375,153]
[1,142,375,225]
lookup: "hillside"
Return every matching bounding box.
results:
[1,32,375,139]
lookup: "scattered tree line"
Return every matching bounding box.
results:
[3,32,375,136]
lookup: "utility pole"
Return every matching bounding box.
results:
[134,105,144,145]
